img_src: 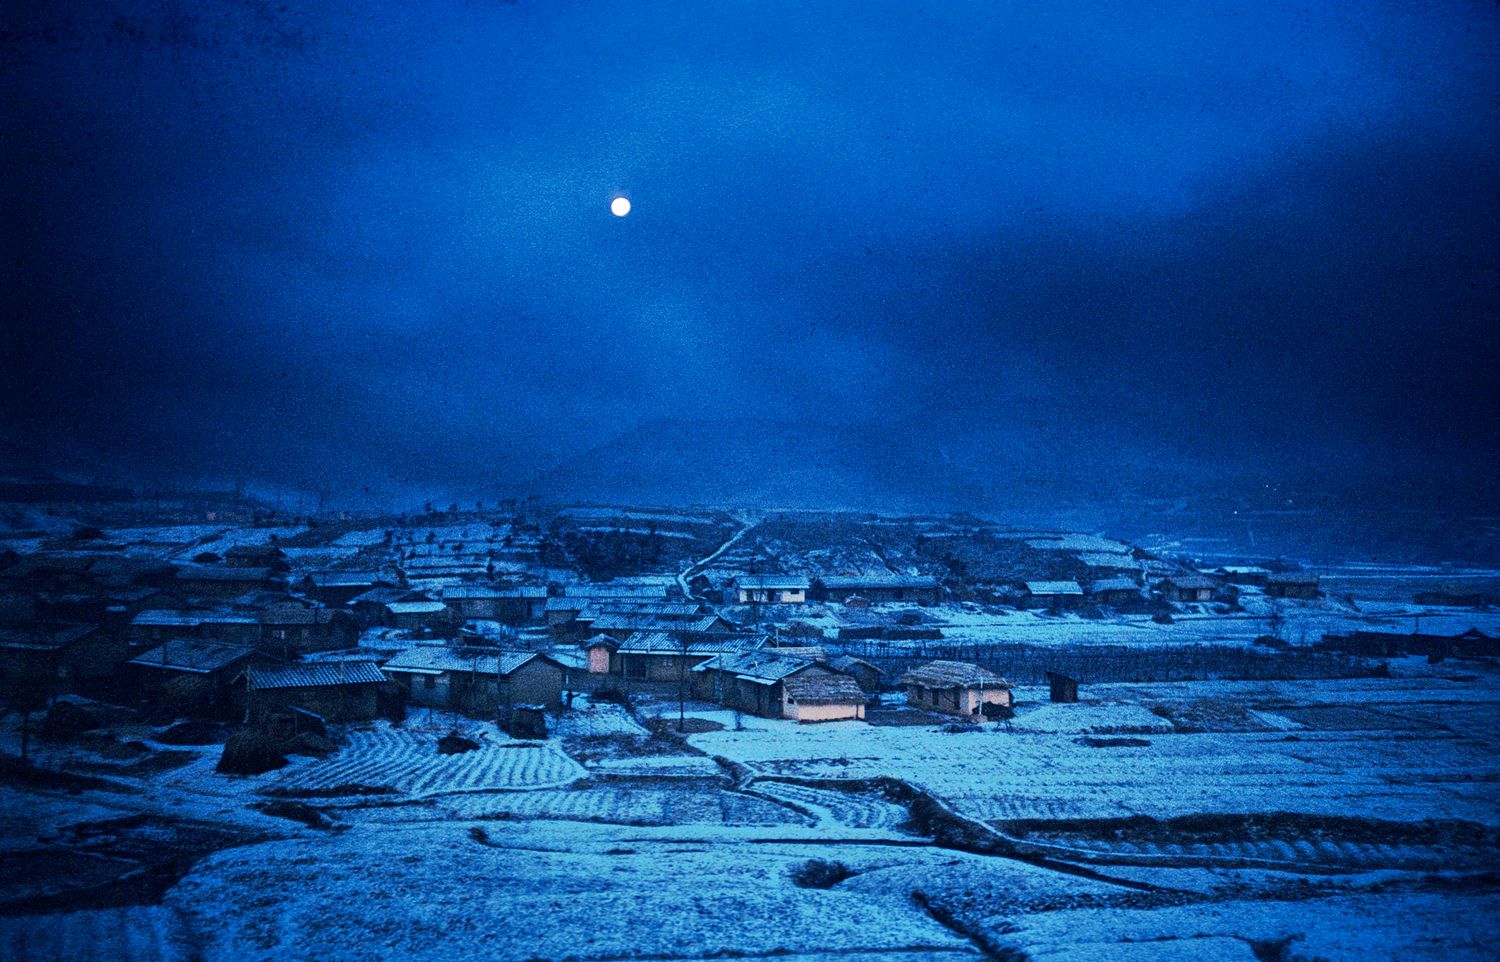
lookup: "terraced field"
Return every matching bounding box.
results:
[435,784,808,826]
[751,780,913,831]
[270,727,586,796]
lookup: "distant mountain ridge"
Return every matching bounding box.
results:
[518,418,1000,513]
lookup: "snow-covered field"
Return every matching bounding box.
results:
[268,725,585,796]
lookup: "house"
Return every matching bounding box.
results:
[382,599,451,631]
[1157,575,1218,603]
[1046,670,1079,703]
[781,673,868,723]
[699,651,861,721]
[1265,572,1320,600]
[129,639,260,715]
[440,585,548,624]
[827,654,883,694]
[729,576,810,605]
[899,660,1013,722]
[1087,577,1144,606]
[349,586,434,626]
[128,609,262,649]
[589,612,729,639]
[173,565,281,601]
[613,631,762,684]
[819,575,940,605]
[256,606,360,656]
[299,571,397,606]
[1321,627,1498,660]
[1022,581,1085,609]
[0,624,118,695]
[242,661,386,723]
[1214,566,1272,587]
[544,596,589,627]
[381,647,566,713]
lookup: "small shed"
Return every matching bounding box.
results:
[1045,670,1079,703]
[1265,572,1320,600]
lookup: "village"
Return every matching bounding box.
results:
[1,497,1498,961]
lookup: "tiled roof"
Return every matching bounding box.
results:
[381,647,545,676]
[246,661,386,689]
[130,640,255,673]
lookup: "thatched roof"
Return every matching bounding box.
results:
[899,660,1009,689]
[783,673,867,705]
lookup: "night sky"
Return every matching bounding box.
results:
[3,1,1497,507]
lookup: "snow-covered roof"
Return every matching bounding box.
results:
[246,661,386,689]
[784,673,866,705]
[1025,580,1084,596]
[899,660,1010,689]
[734,575,811,590]
[384,600,449,615]
[130,639,255,674]
[381,647,545,677]
[821,575,938,590]
[615,631,759,656]
[1088,577,1143,593]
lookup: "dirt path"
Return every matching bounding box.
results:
[677,514,755,600]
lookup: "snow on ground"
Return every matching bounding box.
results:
[690,673,1500,824]
[1001,891,1500,962]
[163,821,977,962]
[0,906,199,962]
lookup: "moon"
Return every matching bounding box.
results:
[610,196,631,217]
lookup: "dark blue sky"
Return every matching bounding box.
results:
[3,1,1497,505]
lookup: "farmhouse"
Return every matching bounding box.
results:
[820,575,940,605]
[729,575,810,605]
[242,661,386,724]
[1265,572,1320,600]
[382,599,451,631]
[1157,575,1218,603]
[1022,581,1085,609]
[128,609,261,648]
[256,606,360,656]
[299,571,397,606]
[900,660,1013,722]
[0,624,118,694]
[1214,566,1272,586]
[440,585,548,624]
[129,639,260,715]
[1087,577,1144,606]
[173,565,281,602]
[381,647,566,713]
[613,631,761,683]
[700,651,863,721]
